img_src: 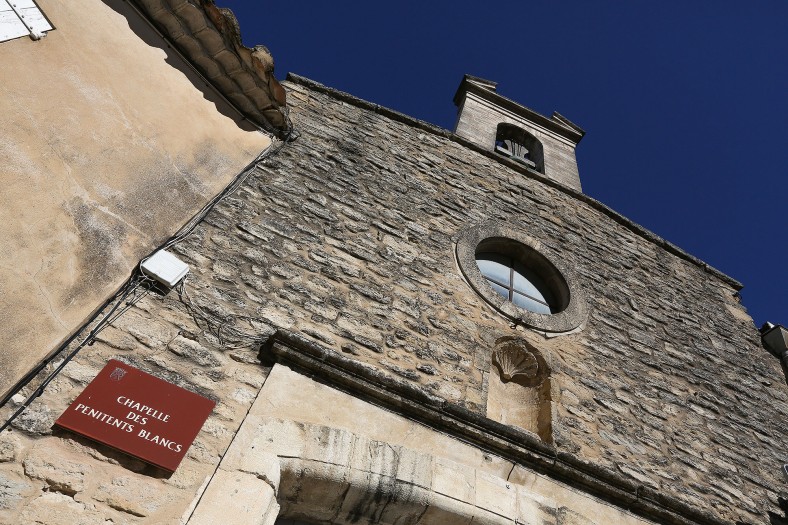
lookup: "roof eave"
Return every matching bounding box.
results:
[131,0,291,138]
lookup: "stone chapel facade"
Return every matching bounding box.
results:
[1,2,786,525]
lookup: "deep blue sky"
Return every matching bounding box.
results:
[226,1,787,327]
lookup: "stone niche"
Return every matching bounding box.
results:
[486,337,554,443]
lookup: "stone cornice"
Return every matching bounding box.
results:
[453,75,586,144]
[269,330,733,525]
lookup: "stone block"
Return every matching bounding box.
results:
[470,505,516,525]
[60,361,101,384]
[18,492,110,525]
[349,435,399,478]
[278,459,349,522]
[23,441,93,495]
[168,335,223,367]
[260,489,282,525]
[302,424,353,467]
[0,469,32,511]
[475,470,516,518]
[417,491,474,525]
[556,507,598,525]
[94,475,177,518]
[222,442,280,494]
[249,417,306,458]
[11,400,54,435]
[395,446,433,489]
[117,312,179,350]
[376,481,432,525]
[0,433,22,463]
[334,470,396,523]
[517,486,557,525]
[94,326,139,351]
[189,469,275,525]
[432,456,475,503]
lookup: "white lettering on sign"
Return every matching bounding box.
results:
[72,403,135,432]
[137,429,183,451]
[116,396,172,422]
[69,395,185,452]
[108,396,184,452]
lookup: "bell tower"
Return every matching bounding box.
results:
[453,75,585,191]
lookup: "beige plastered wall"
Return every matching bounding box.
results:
[0,0,270,397]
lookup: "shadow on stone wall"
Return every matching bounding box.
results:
[768,497,788,525]
[51,428,173,480]
[735,497,788,525]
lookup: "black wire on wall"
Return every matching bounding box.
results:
[0,127,295,432]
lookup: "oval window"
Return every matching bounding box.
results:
[475,252,558,314]
[455,223,587,334]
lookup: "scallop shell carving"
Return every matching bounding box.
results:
[493,346,538,382]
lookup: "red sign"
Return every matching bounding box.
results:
[55,359,215,472]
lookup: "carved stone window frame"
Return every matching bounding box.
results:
[494,123,545,173]
[456,222,587,333]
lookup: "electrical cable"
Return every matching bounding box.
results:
[0,275,147,433]
[0,0,300,426]
[0,121,295,430]
[176,277,270,349]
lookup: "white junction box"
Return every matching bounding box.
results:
[140,249,189,287]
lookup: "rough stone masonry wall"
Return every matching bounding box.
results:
[0,288,272,524]
[1,76,786,525]
[174,77,783,524]
[249,79,783,523]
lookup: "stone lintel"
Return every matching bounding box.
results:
[264,332,733,525]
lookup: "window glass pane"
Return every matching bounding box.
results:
[512,261,556,307]
[512,291,552,314]
[475,250,560,315]
[476,253,511,286]
[511,267,544,301]
[485,279,510,301]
